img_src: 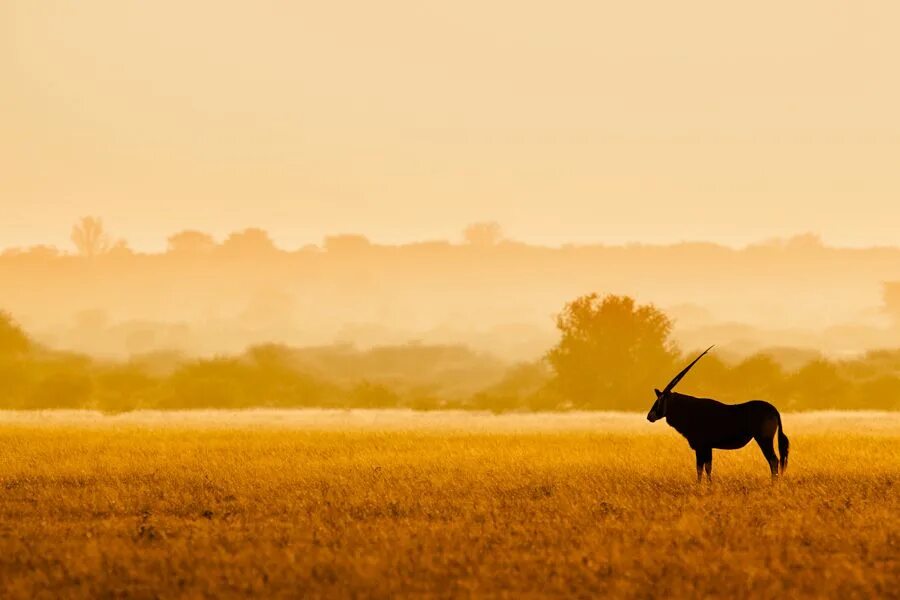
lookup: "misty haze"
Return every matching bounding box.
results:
[4,2,900,598]
[5,220,900,362]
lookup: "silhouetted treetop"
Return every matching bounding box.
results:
[546,294,679,409]
[167,230,216,255]
[220,228,278,257]
[0,311,30,356]
[324,234,372,254]
[883,282,900,324]
[71,217,112,257]
[463,222,503,246]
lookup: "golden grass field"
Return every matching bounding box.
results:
[0,411,898,598]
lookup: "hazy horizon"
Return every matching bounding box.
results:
[8,223,900,255]
[3,5,899,597]
[7,228,893,256]
[3,221,900,366]
[4,2,900,370]
[5,2,900,251]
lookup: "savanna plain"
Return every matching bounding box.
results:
[0,411,897,599]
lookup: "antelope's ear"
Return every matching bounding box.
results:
[654,389,662,398]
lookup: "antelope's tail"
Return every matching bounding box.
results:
[777,412,790,475]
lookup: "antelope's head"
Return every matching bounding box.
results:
[647,346,713,422]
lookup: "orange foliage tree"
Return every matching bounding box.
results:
[546,294,679,410]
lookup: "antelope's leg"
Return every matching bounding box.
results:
[755,435,779,480]
[695,449,705,484]
[704,450,713,483]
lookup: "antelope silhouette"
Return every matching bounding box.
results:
[646,347,790,482]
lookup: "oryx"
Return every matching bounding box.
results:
[647,347,790,482]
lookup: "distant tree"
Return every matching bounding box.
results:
[463,222,503,246]
[24,245,61,259]
[756,233,825,251]
[71,216,113,257]
[167,230,217,255]
[727,354,785,400]
[324,234,371,254]
[883,282,900,325]
[471,361,555,412]
[351,381,401,408]
[94,364,158,412]
[219,228,278,257]
[855,375,900,410]
[107,239,134,258]
[784,233,824,250]
[546,294,679,409]
[789,359,850,409]
[1,245,60,259]
[0,311,30,357]
[27,364,93,409]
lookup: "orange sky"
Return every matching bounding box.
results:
[3,1,899,251]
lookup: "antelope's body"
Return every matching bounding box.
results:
[647,347,790,482]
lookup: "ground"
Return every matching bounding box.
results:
[0,411,897,598]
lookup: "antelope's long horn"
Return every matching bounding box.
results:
[662,345,714,394]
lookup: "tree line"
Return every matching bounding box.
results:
[5,217,900,363]
[1,295,899,412]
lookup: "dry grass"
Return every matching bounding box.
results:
[0,411,898,598]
